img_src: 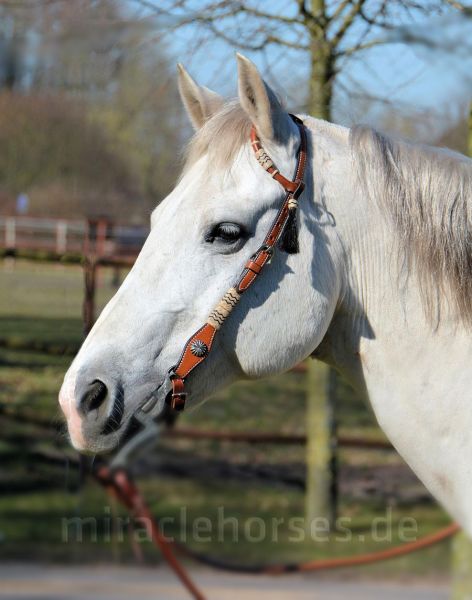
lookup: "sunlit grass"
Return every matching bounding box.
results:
[0,260,452,576]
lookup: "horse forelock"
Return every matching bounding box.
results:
[182,100,252,176]
[351,125,472,325]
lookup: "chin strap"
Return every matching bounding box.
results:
[166,115,308,411]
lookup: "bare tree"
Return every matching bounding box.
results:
[129,0,464,121]
[0,0,183,214]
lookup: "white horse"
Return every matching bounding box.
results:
[60,55,472,535]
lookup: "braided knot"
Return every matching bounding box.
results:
[255,148,275,171]
[207,287,241,330]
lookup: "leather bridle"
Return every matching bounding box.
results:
[139,114,308,417]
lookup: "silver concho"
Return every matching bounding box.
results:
[190,339,208,357]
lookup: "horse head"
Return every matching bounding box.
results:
[59,55,342,454]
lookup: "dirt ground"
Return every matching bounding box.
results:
[0,564,450,600]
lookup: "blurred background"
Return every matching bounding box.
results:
[0,1,472,598]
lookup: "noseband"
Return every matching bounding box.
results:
[141,114,307,416]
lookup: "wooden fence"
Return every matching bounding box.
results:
[0,215,148,261]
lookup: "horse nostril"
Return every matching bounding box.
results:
[79,380,108,416]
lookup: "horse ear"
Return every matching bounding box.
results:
[177,63,224,130]
[236,53,287,142]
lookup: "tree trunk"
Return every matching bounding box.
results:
[305,362,338,530]
[307,38,333,120]
[304,0,338,531]
[307,0,334,121]
[452,531,472,600]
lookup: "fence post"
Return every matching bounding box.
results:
[96,218,108,257]
[5,217,16,248]
[83,257,97,336]
[305,361,338,531]
[56,220,68,254]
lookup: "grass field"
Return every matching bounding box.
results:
[0,259,452,578]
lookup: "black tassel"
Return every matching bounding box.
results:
[280,204,299,254]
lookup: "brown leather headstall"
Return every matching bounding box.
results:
[165,114,308,411]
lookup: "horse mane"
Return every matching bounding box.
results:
[350,125,472,324]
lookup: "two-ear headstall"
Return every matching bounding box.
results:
[164,114,308,411]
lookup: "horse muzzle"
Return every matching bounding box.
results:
[59,367,128,454]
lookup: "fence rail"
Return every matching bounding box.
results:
[0,215,147,260]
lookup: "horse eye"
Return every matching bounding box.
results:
[208,222,243,243]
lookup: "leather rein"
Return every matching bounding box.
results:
[140,114,308,416]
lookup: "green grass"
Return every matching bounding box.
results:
[0,259,116,319]
[0,259,451,577]
[0,476,452,576]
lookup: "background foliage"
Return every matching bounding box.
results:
[0,0,181,222]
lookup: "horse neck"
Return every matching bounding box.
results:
[314,141,472,531]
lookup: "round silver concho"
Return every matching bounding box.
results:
[190,339,208,358]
